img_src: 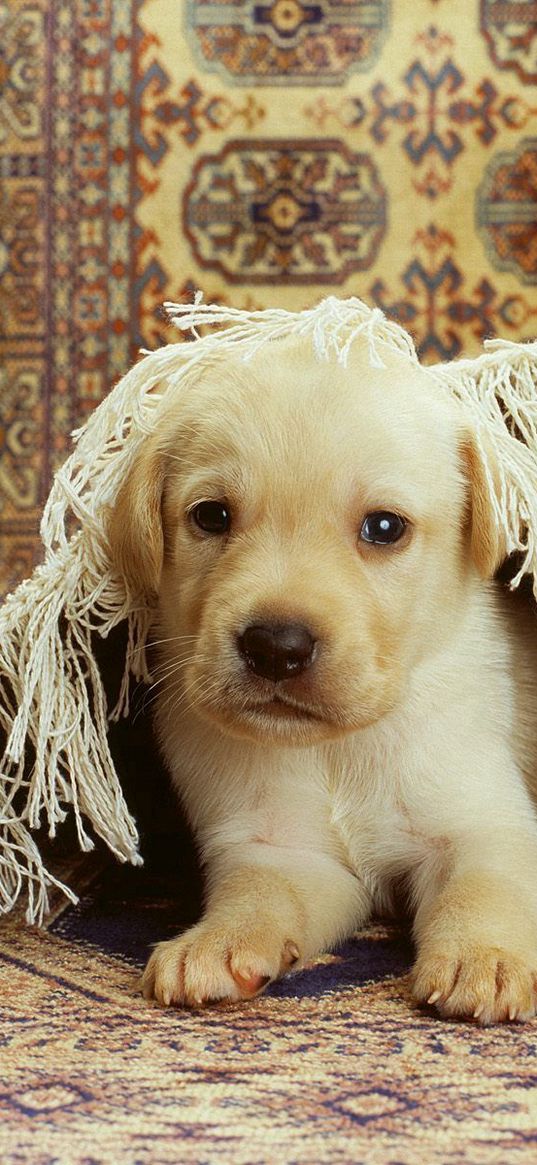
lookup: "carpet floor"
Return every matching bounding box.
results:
[1,849,537,1165]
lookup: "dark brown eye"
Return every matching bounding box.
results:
[190,500,231,535]
[360,511,406,546]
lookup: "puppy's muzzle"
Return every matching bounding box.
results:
[238,621,318,683]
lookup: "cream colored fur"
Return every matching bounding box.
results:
[108,336,537,1024]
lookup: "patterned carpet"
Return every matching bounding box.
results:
[2,848,537,1165]
[3,0,537,596]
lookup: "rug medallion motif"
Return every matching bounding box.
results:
[184,0,389,85]
[480,0,537,83]
[2,0,537,593]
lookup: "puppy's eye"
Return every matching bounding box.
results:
[360,511,407,546]
[190,500,231,535]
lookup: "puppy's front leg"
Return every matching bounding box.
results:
[143,845,368,1008]
[411,830,537,1024]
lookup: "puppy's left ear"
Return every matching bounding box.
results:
[461,433,506,579]
[107,435,166,601]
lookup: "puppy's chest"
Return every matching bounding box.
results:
[333,790,432,877]
[326,748,444,884]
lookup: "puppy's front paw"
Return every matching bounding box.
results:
[142,921,300,1008]
[412,945,537,1025]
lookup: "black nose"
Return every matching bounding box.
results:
[238,622,317,682]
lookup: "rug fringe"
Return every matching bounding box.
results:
[435,340,537,588]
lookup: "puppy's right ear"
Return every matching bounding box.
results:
[107,436,166,600]
[461,432,505,579]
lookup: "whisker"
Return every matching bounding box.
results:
[165,673,224,718]
[134,657,219,720]
[135,677,184,721]
[146,634,198,649]
[127,633,199,662]
[147,649,214,676]
[147,656,196,682]
[137,656,210,698]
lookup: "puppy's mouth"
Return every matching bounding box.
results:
[244,694,324,723]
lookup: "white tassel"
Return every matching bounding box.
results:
[1,293,537,923]
[434,341,537,588]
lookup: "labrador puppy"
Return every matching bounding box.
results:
[108,335,537,1024]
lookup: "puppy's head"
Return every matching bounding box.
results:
[108,337,504,745]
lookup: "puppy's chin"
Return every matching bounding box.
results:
[197,699,337,746]
[188,689,394,747]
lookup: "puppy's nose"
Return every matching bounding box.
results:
[238,622,317,682]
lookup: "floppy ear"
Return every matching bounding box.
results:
[107,436,166,600]
[461,433,506,579]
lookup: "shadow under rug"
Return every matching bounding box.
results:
[0,842,536,1165]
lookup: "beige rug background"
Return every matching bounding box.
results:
[2,0,537,597]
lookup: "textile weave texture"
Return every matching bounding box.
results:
[1,854,537,1165]
[2,0,537,594]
